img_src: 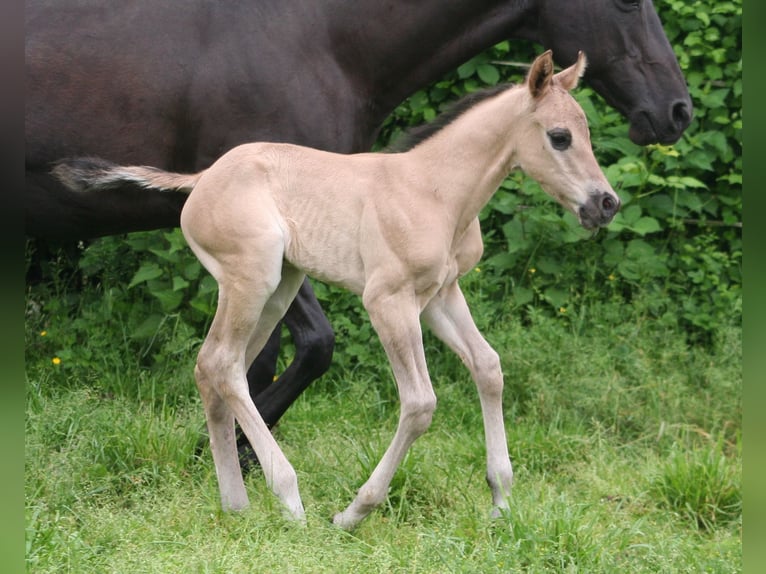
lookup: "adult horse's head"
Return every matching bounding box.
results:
[534,0,692,145]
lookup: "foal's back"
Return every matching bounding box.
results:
[182,142,448,295]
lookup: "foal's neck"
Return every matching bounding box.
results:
[407,86,528,231]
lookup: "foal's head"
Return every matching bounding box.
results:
[514,51,620,230]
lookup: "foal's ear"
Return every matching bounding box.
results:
[553,51,587,92]
[527,50,555,100]
[527,50,553,99]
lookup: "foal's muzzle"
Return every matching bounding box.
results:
[578,191,621,230]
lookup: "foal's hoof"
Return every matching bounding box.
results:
[490,504,511,521]
[332,510,361,531]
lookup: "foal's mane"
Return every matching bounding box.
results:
[385,83,515,153]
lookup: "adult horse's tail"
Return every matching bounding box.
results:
[52,157,201,194]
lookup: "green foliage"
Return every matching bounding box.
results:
[25,233,210,382]
[86,229,219,329]
[650,432,742,531]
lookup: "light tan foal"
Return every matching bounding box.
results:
[52,50,619,529]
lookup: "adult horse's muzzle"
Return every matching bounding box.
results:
[578,190,621,230]
[628,100,693,146]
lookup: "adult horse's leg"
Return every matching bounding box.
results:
[422,281,513,518]
[236,326,282,468]
[236,279,335,467]
[333,288,437,530]
[245,326,283,399]
[251,279,335,426]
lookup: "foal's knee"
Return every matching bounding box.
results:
[473,348,503,397]
[402,393,437,437]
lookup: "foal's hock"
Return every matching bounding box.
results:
[53,51,619,529]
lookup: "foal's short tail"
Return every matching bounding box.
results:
[51,157,201,194]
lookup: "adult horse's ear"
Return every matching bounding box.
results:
[527,50,554,100]
[554,51,587,92]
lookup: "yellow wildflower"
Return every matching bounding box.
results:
[40,330,47,337]
[52,357,61,365]
[559,307,567,314]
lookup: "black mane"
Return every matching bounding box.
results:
[385,84,514,152]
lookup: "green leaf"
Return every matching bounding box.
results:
[602,239,624,267]
[153,289,184,312]
[699,88,730,109]
[477,64,500,85]
[408,90,430,112]
[511,286,534,306]
[484,252,517,272]
[679,176,708,190]
[457,60,477,79]
[198,275,218,295]
[543,287,569,309]
[501,219,528,253]
[704,132,729,158]
[129,262,164,288]
[183,261,202,281]
[130,314,164,340]
[189,299,214,315]
[631,217,662,236]
[172,276,190,291]
[536,256,563,275]
[616,204,642,226]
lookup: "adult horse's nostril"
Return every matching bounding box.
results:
[602,195,617,214]
[671,100,692,129]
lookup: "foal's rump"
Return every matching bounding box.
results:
[51,143,380,293]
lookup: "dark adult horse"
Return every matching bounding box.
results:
[26,0,691,451]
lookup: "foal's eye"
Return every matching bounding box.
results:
[547,128,572,151]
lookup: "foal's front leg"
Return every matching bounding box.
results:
[333,289,437,530]
[422,282,513,518]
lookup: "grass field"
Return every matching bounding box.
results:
[25,280,741,573]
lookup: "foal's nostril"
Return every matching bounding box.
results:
[602,195,617,214]
[672,100,692,129]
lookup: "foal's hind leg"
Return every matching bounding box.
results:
[422,282,513,518]
[193,253,306,520]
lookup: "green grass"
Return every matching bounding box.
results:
[25,285,741,573]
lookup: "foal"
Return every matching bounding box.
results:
[53,51,619,529]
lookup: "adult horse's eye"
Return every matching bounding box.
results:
[615,0,641,11]
[547,128,572,151]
